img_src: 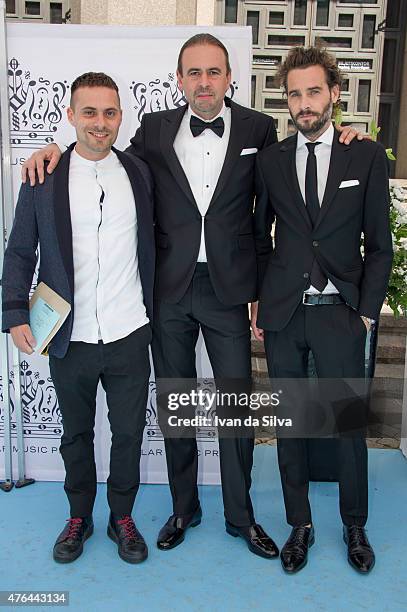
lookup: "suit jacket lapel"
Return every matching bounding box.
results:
[159,104,196,206]
[53,144,74,298]
[278,135,312,229]
[115,147,149,240]
[209,99,254,208]
[315,133,351,229]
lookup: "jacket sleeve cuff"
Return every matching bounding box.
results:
[1,309,30,333]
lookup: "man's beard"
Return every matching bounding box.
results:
[291,100,333,137]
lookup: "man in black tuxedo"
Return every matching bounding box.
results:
[21,34,360,559]
[252,47,393,573]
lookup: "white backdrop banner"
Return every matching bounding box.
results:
[0,24,252,483]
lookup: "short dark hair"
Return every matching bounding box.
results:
[177,33,231,76]
[70,72,120,106]
[277,46,343,93]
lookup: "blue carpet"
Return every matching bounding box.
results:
[1,447,406,611]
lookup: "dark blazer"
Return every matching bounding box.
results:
[127,97,277,305]
[254,131,393,331]
[2,144,155,358]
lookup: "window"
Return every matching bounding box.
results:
[316,36,352,48]
[247,11,259,46]
[265,75,280,90]
[6,0,69,22]
[269,12,284,26]
[50,2,63,23]
[264,99,287,110]
[357,80,371,113]
[6,0,16,13]
[362,15,376,49]
[225,0,238,24]
[338,14,354,28]
[293,0,307,26]
[25,1,41,15]
[268,35,306,47]
[316,0,329,27]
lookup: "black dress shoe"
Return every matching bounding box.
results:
[343,525,375,573]
[108,513,148,564]
[225,522,279,559]
[280,525,315,573]
[53,516,93,563]
[157,506,202,550]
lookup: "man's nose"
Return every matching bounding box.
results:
[93,113,107,129]
[199,72,210,88]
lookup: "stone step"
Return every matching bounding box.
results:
[374,363,405,380]
[378,313,407,335]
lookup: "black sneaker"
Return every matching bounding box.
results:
[107,513,148,564]
[53,516,93,563]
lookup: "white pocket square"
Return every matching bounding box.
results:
[339,179,360,188]
[240,148,258,156]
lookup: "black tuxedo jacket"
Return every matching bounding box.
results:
[127,97,277,305]
[2,144,155,358]
[254,131,393,331]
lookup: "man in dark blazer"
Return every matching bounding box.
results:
[2,73,155,565]
[21,35,360,559]
[252,47,393,574]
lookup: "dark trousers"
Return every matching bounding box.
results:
[49,324,151,517]
[264,303,368,527]
[153,264,254,527]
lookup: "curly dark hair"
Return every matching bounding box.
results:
[177,33,231,76]
[277,46,343,93]
[70,72,120,106]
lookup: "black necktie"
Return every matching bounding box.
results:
[305,142,327,292]
[190,115,224,138]
[305,142,321,226]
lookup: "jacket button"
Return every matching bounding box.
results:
[303,272,309,279]
[313,240,319,247]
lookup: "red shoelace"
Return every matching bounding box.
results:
[117,516,137,540]
[66,517,83,539]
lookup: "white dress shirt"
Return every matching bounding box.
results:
[296,123,339,295]
[69,148,148,343]
[173,103,231,262]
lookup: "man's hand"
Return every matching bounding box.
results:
[250,301,264,342]
[336,124,371,146]
[10,324,37,354]
[22,144,61,186]
[361,316,372,332]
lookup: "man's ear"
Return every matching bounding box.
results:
[331,84,340,104]
[67,106,75,126]
[176,70,183,92]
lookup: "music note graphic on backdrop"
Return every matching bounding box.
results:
[8,58,68,149]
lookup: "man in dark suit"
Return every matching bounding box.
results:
[252,47,393,574]
[21,35,360,559]
[2,73,155,564]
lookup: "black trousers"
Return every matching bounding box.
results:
[49,324,151,517]
[153,264,254,527]
[264,303,368,527]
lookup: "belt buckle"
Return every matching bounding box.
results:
[303,293,313,305]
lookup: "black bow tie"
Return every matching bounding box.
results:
[190,115,225,138]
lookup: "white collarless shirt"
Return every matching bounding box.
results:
[296,123,339,295]
[173,103,231,262]
[68,148,148,343]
